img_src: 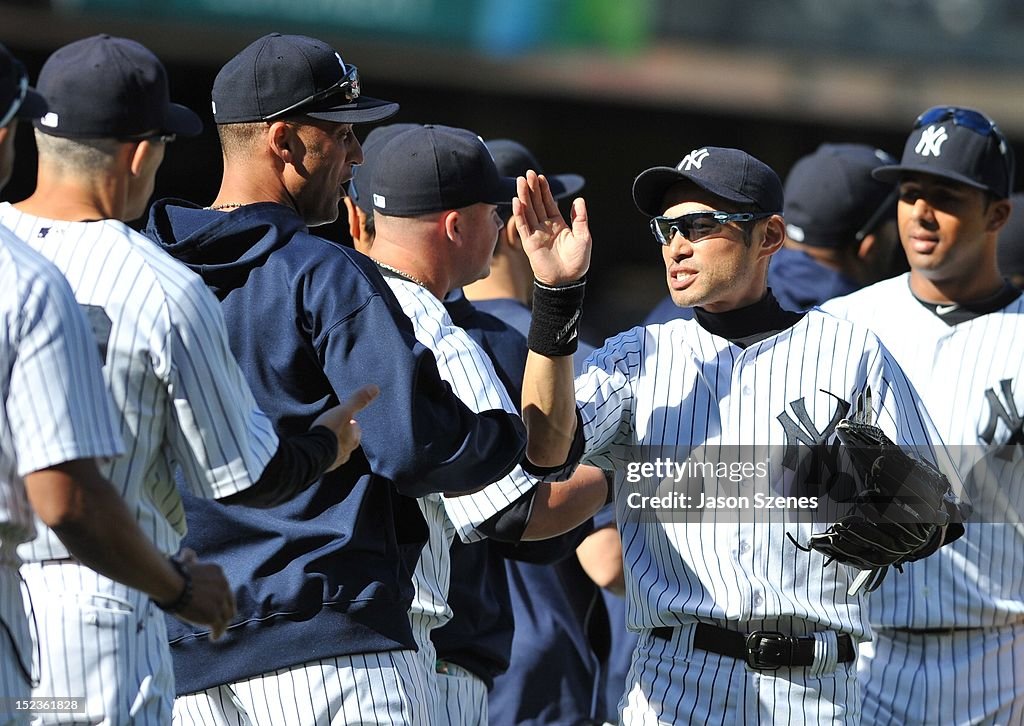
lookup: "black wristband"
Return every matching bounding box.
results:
[155,555,193,614]
[529,277,586,357]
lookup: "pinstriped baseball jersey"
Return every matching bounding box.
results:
[823,273,1024,627]
[0,229,122,693]
[0,202,279,562]
[570,309,951,641]
[382,275,536,632]
[0,229,122,546]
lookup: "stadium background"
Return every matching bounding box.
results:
[2,0,1022,341]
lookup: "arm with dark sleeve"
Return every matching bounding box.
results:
[491,516,595,565]
[219,427,336,507]
[318,289,526,498]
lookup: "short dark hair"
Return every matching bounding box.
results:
[217,121,267,160]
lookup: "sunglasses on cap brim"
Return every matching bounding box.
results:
[263,64,361,121]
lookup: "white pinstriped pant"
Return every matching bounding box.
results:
[434,661,487,726]
[620,625,860,725]
[859,624,1024,725]
[20,562,172,726]
[172,650,433,726]
[408,613,487,725]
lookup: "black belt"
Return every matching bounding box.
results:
[652,623,855,671]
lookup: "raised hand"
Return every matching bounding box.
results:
[512,170,592,286]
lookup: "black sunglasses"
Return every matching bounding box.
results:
[649,210,774,246]
[913,106,1014,187]
[0,63,28,129]
[264,64,361,121]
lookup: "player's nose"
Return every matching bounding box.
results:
[667,232,694,258]
[349,135,365,166]
[909,196,937,224]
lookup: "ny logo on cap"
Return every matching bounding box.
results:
[678,148,710,171]
[915,125,949,158]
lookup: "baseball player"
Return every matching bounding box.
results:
[642,142,902,322]
[823,106,1024,725]
[460,137,624,725]
[511,147,961,723]
[0,45,238,725]
[144,35,528,726]
[769,143,904,311]
[0,35,375,725]
[344,125,603,725]
[354,124,609,723]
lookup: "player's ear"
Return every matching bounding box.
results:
[986,196,1012,234]
[127,139,156,178]
[341,196,368,251]
[856,232,877,261]
[759,214,786,258]
[442,209,460,242]
[503,215,521,250]
[268,121,297,165]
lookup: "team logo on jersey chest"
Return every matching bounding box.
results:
[776,392,853,495]
[980,378,1023,460]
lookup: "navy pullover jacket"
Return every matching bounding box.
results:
[144,200,526,694]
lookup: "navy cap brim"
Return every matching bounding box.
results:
[497,172,583,208]
[163,102,203,137]
[483,176,518,206]
[872,163,992,194]
[15,87,47,120]
[547,173,585,200]
[632,166,761,216]
[305,96,400,125]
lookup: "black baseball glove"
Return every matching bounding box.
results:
[791,416,964,595]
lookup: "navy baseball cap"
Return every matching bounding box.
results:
[348,123,421,214]
[632,147,784,216]
[0,43,47,127]
[873,106,1014,199]
[784,144,898,249]
[485,138,585,201]
[371,125,517,217]
[213,34,399,125]
[33,35,200,139]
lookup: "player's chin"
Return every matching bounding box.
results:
[906,248,946,271]
[668,287,700,308]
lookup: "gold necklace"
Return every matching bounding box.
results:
[204,203,247,211]
[374,260,427,288]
